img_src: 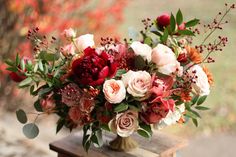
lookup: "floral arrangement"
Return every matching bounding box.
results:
[5,3,235,151]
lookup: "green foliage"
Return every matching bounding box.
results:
[22,123,39,139]
[18,77,32,88]
[176,9,183,25]
[134,55,146,69]
[197,95,208,105]
[34,100,43,112]
[185,19,200,27]
[114,103,129,113]
[137,123,152,138]
[160,28,169,43]
[16,109,27,124]
[170,13,176,33]
[178,30,195,36]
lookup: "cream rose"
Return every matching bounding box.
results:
[188,65,210,96]
[130,41,152,62]
[152,44,183,76]
[75,34,95,52]
[109,110,139,137]
[122,70,151,97]
[103,79,126,104]
[62,28,76,38]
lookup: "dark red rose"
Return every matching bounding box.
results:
[71,47,117,86]
[156,13,170,29]
[141,98,175,124]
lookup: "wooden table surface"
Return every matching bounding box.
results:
[50,131,187,157]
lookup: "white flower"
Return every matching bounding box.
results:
[130,41,152,62]
[152,44,183,76]
[62,28,76,38]
[188,65,210,96]
[103,79,126,104]
[122,70,151,97]
[109,110,139,137]
[75,34,95,52]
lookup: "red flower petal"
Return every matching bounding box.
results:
[98,66,109,79]
[9,72,26,82]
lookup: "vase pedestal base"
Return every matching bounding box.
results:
[108,135,138,152]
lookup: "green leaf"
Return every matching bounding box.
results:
[192,118,198,127]
[178,30,195,36]
[20,59,25,71]
[115,69,126,78]
[144,37,152,46]
[39,51,59,61]
[100,124,110,131]
[34,100,43,112]
[56,118,65,134]
[176,9,183,25]
[38,60,44,71]
[160,28,169,43]
[134,55,146,69]
[6,67,18,72]
[22,123,39,139]
[137,129,151,138]
[191,95,199,106]
[170,13,176,33]
[195,106,210,110]
[19,77,32,88]
[5,59,14,66]
[94,130,103,147]
[114,103,128,113]
[197,95,207,105]
[185,19,200,27]
[33,63,38,73]
[16,109,27,124]
[139,124,152,136]
[15,53,20,66]
[185,110,200,119]
[38,87,53,96]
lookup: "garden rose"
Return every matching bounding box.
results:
[69,106,82,123]
[152,44,183,76]
[62,28,76,38]
[103,79,126,104]
[79,96,95,113]
[61,43,75,56]
[122,70,151,97]
[71,47,117,86]
[75,34,95,52]
[109,110,139,137]
[130,41,152,62]
[188,65,210,96]
[156,13,170,29]
[40,94,55,113]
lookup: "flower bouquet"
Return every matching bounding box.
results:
[5,3,235,152]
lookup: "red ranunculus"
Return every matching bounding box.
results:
[156,13,170,29]
[71,47,117,86]
[141,98,175,124]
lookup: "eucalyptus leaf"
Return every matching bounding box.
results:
[16,109,27,124]
[34,100,43,112]
[22,123,39,139]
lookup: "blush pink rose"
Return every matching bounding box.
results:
[103,79,126,104]
[130,41,152,62]
[75,34,95,52]
[152,44,183,76]
[61,44,76,56]
[62,28,76,38]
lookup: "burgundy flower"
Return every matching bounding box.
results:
[71,47,117,86]
[9,71,26,82]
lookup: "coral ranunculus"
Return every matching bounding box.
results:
[71,47,117,86]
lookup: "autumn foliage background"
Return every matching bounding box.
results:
[0,0,127,110]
